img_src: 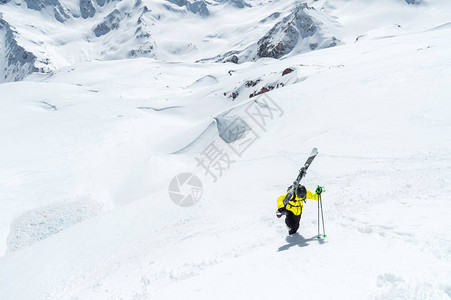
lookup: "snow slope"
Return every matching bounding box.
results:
[0,0,451,299]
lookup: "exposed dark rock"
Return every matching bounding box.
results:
[93,9,121,37]
[130,43,155,57]
[249,85,274,98]
[405,0,421,4]
[309,43,317,50]
[227,55,239,64]
[54,6,70,22]
[201,3,339,63]
[21,0,71,22]
[134,0,142,8]
[0,17,39,82]
[257,4,317,59]
[41,101,58,111]
[223,91,239,100]
[135,27,151,39]
[130,6,155,57]
[166,0,210,16]
[246,79,261,87]
[189,0,209,16]
[282,68,294,76]
[216,0,251,9]
[260,12,280,23]
[197,49,240,63]
[80,0,96,19]
[80,0,115,19]
[96,0,114,7]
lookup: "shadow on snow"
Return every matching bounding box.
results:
[278,233,324,251]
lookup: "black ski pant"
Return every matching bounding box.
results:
[285,210,302,235]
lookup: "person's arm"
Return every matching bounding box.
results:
[306,189,320,201]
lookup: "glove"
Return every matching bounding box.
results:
[316,185,325,195]
[276,208,286,218]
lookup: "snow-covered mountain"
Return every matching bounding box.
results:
[0,0,344,82]
[201,2,341,63]
[0,0,450,299]
[0,15,38,81]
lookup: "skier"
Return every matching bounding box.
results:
[276,185,322,235]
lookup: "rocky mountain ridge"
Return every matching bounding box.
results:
[0,0,424,82]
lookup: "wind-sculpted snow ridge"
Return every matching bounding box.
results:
[0,16,38,82]
[171,112,253,154]
[214,114,250,143]
[201,3,340,63]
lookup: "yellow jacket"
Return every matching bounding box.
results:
[277,189,319,216]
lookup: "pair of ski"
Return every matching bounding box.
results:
[283,147,326,239]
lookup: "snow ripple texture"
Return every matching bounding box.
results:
[7,198,103,253]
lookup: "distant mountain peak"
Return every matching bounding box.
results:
[166,0,209,16]
[200,2,340,64]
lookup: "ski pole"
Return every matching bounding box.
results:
[317,194,320,238]
[316,186,326,239]
[319,194,326,238]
